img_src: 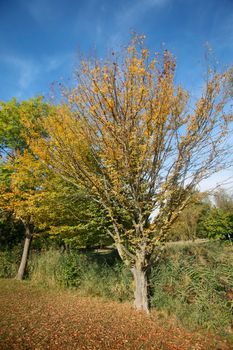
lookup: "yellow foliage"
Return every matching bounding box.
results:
[22,35,232,263]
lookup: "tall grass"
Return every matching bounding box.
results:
[29,249,61,288]
[28,249,133,302]
[150,242,233,334]
[0,246,22,278]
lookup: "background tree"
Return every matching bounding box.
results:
[36,176,113,250]
[214,189,233,212]
[0,97,113,275]
[28,35,232,312]
[0,210,24,250]
[167,192,210,241]
[0,97,52,279]
[201,209,233,240]
[0,151,51,280]
[0,97,49,159]
[199,189,233,241]
[0,164,24,249]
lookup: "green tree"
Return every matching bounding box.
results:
[200,189,233,240]
[0,97,49,159]
[201,209,233,240]
[36,176,113,249]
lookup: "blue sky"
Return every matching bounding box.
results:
[0,0,233,102]
[0,0,233,190]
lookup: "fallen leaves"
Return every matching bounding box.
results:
[0,279,231,350]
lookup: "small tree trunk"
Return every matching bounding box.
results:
[131,264,149,313]
[15,227,32,281]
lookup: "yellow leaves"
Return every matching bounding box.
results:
[149,59,156,71]
[141,49,149,58]
[128,56,147,76]
[91,82,100,94]
[0,144,53,225]
[90,66,101,75]
[106,98,114,109]
[15,33,231,254]
[93,82,108,95]
[129,65,145,76]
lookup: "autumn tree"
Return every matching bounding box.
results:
[214,188,233,212]
[0,97,52,279]
[0,151,51,279]
[0,97,112,277]
[29,35,232,312]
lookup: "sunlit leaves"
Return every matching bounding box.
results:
[26,35,232,268]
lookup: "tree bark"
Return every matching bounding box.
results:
[15,227,32,281]
[131,264,149,313]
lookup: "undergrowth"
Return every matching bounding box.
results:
[28,249,133,302]
[0,246,22,278]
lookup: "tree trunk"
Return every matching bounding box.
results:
[131,264,149,313]
[15,229,32,281]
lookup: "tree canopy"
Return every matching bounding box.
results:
[24,35,232,311]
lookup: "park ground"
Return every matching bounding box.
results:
[0,279,231,350]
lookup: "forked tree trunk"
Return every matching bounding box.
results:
[15,227,32,281]
[131,265,149,313]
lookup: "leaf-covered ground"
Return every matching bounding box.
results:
[0,279,231,350]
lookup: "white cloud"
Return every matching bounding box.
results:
[121,0,169,24]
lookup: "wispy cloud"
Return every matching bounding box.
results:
[21,0,61,24]
[119,0,169,25]
[0,53,73,99]
[0,55,39,91]
[108,0,170,47]
[43,53,73,73]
